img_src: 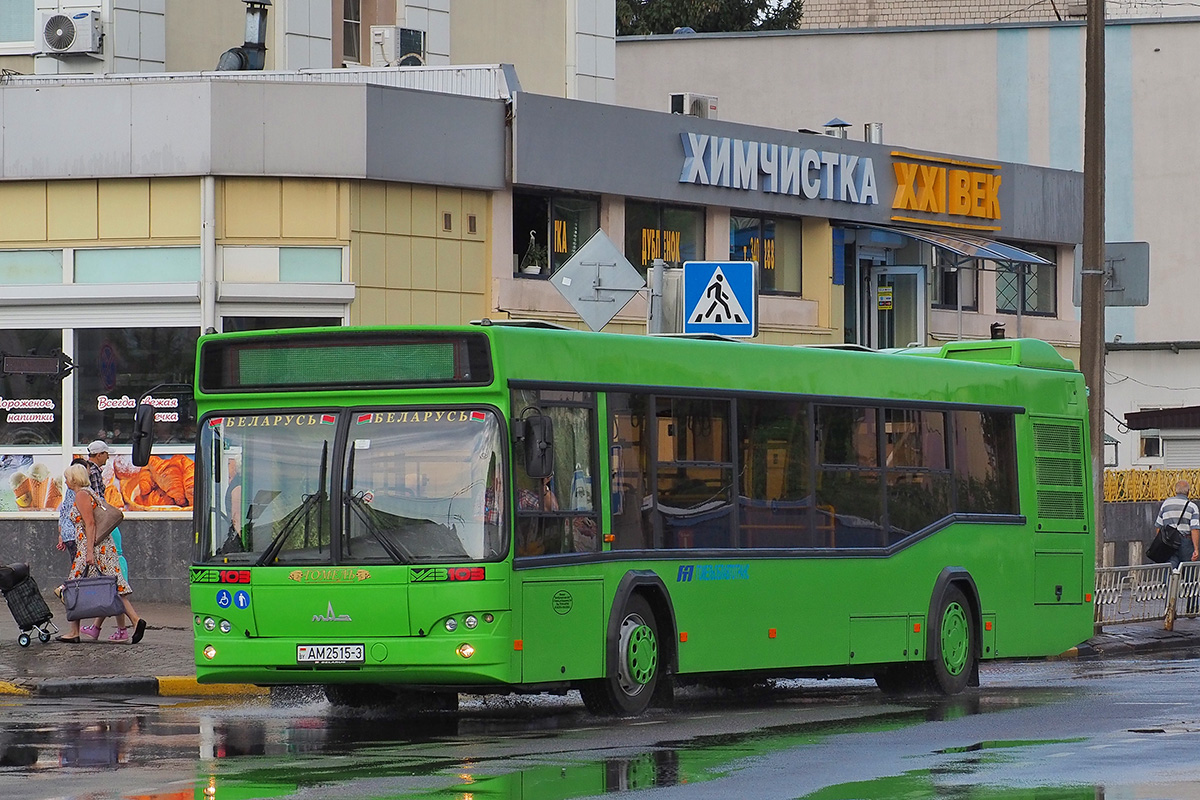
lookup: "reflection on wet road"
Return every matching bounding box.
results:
[0,656,1198,799]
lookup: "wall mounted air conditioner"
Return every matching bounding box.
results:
[40,10,102,56]
[370,25,426,67]
[670,92,718,119]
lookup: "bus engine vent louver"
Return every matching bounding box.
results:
[1031,418,1087,529]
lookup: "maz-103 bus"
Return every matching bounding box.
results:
[132,321,1095,715]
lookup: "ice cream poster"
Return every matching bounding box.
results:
[0,455,63,513]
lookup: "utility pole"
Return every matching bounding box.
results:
[1081,0,1107,596]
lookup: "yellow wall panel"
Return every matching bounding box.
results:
[385,289,412,324]
[385,235,412,289]
[47,181,97,241]
[410,237,437,290]
[358,181,387,235]
[98,179,150,239]
[461,191,488,242]
[357,287,387,325]
[150,178,200,239]
[461,240,487,294]
[411,186,438,238]
[436,240,462,292]
[282,179,340,239]
[802,218,834,329]
[436,188,461,240]
[224,178,281,238]
[0,183,47,243]
[385,184,412,235]
[461,291,487,322]
[436,292,460,324]
[411,290,438,324]
[359,233,386,288]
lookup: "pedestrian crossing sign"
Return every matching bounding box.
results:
[682,261,757,337]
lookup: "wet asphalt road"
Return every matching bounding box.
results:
[2,656,1200,800]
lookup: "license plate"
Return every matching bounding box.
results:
[296,644,365,664]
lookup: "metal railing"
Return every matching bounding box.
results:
[1104,468,1200,503]
[1095,562,1200,627]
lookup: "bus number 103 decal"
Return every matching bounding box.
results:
[192,568,252,584]
[411,567,486,583]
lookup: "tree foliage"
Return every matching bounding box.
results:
[616,0,804,36]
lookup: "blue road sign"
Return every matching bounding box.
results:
[682,261,757,337]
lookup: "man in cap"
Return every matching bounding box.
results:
[85,440,109,498]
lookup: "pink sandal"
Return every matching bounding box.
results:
[108,627,130,643]
[80,625,100,641]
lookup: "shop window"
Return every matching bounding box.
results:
[279,248,344,282]
[624,200,704,277]
[932,250,978,310]
[729,214,802,294]
[512,192,600,278]
[75,247,201,284]
[0,329,63,446]
[996,244,1057,316]
[75,328,198,446]
[343,0,361,64]
[0,250,62,285]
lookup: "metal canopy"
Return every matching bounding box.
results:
[853,224,1052,265]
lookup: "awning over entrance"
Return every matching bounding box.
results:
[1125,406,1200,430]
[851,224,1052,265]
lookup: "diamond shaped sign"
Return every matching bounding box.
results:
[551,230,646,331]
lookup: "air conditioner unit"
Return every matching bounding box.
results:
[670,92,718,119]
[40,10,102,56]
[370,25,425,67]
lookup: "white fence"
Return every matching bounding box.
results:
[1095,562,1200,627]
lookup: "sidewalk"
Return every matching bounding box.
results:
[1,600,1199,698]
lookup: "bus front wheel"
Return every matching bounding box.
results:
[580,594,660,716]
[930,585,975,695]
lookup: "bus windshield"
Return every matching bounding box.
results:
[197,409,505,565]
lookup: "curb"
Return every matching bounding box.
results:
[0,676,267,698]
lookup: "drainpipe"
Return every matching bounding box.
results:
[202,176,217,333]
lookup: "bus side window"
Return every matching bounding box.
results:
[608,393,653,551]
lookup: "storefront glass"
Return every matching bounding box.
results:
[512,191,600,278]
[729,214,802,294]
[74,327,198,447]
[0,329,63,447]
[625,201,705,276]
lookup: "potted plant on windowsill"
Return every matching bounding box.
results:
[519,231,550,276]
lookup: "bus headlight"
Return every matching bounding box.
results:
[219,619,232,634]
[456,643,475,659]
[464,615,478,629]
[203,645,217,660]
[204,617,216,631]
[445,618,458,632]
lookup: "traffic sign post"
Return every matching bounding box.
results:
[682,261,757,338]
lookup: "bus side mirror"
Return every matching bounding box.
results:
[132,403,155,467]
[522,414,554,479]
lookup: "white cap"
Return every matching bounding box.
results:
[87,440,109,455]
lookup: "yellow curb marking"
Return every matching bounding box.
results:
[156,677,268,697]
[0,681,31,696]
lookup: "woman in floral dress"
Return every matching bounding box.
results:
[57,464,146,644]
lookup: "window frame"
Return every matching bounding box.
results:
[511,190,601,280]
[729,212,803,297]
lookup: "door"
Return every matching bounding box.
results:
[869,266,926,349]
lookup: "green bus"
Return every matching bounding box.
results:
[137,321,1094,715]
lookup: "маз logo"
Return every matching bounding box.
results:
[312,601,352,622]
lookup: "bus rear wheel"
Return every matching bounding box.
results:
[930,585,975,695]
[580,594,660,717]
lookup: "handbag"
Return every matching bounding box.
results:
[1148,505,1189,563]
[63,567,125,621]
[86,489,123,545]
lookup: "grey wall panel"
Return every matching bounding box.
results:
[208,82,269,175]
[261,83,366,177]
[2,84,135,178]
[131,82,212,176]
[365,85,507,190]
[512,93,1083,244]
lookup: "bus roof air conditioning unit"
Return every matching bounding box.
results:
[670,92,718,119]
[40,10,102,56]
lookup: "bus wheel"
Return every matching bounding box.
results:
[324,684,377,708]
[930,585,975,695]
[580,594,660,716]
[873,663,929,696]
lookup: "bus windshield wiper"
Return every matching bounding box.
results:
[345,493,408,564]
[256,441,328,566]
